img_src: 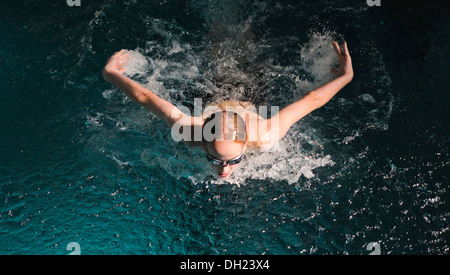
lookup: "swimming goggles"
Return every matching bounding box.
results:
[206,151,245,167]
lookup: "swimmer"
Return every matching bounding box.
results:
[102,41,353,178]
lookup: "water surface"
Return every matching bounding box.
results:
[0,0,448,254]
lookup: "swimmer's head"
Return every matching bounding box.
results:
[202,111,247,178]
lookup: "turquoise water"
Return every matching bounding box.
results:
[0,0,448,254]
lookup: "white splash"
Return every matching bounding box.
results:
[123,49,149,78]
[94,18,393,187]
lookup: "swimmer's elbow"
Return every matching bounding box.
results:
[306,90,326,109]
[136,93,150,105]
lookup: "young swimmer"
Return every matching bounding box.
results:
[102,41,353,178]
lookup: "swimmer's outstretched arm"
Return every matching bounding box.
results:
[102,50,194,128]
[267,41,354,142]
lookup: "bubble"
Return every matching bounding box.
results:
[96,14,394,187]
[124,50,149,78]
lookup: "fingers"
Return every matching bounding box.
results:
[115,50,130,70]
[332,41,341,55]
[113,49,125,57]
[113,49,129,59]
[122,52,130,61]
[118,53,130,64]
[343,42,350,56]
[332,41,350,57]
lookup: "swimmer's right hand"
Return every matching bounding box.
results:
[102,49,130,81]
[330,41,353,80]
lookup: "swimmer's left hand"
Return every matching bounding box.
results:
[331,41,353,80]
[102,49,130,81]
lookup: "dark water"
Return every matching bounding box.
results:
[0,0,448,254]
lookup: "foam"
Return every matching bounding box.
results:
[93,16,393,186]
[299,32,336,85]
[123,50,149,78]
[93,27,337,185]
